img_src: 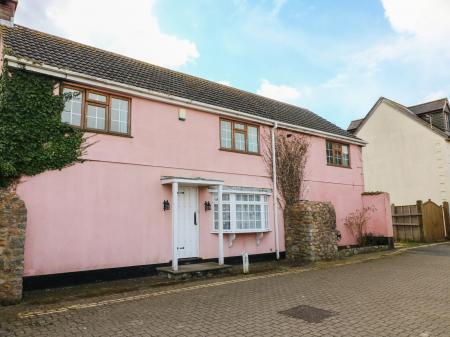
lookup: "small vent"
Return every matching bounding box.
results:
[279,305,335,323]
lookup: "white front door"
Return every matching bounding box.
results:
[176,186,199,258]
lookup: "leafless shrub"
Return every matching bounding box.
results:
[343,206,376,246]
[263,129,310,208]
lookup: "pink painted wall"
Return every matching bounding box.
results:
[362,193,394,237]
[17,90,370,277]
[303,135,365,245]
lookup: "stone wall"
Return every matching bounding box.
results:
[0,189,26,304]
[284,201,338,262]
[338,245,390,258]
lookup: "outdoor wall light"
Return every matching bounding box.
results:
[163,200,170,211]
[204,201,212,211]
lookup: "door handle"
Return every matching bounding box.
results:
[194,211,197,226]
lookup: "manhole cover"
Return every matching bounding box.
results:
[279,305,335,323]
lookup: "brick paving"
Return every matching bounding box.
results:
[1,243,450,337]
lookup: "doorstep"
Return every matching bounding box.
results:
[157,262,232,280]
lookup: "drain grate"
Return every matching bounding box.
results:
[279,305,335,323]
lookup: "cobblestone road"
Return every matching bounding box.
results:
[1,243,450,337]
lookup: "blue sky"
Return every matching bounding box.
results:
[15,0,450,129]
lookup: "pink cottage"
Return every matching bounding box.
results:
[0,5,392,285]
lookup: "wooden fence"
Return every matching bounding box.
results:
[391,200,449,242]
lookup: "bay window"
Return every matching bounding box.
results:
[62,85,131,136]
[212,189,270,233]
[220,119,259,154]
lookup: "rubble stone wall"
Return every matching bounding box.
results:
[0,189,26,305]
[284,201,338,262]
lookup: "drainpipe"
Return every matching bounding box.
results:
[271,122,280,260]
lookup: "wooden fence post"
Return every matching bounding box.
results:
[391,203,396,241]
[443,201,450,239]
[416,200,424,242]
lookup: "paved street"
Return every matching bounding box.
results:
[1,244,450,337]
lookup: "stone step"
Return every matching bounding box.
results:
[156,262,232,280]
[177,257,203,265]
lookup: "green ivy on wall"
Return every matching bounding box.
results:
[0,65,85,187]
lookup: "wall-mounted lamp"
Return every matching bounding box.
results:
[178,108,186,121]
[204,201,212,211]
[163,200,170,211]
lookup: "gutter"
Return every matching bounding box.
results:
[4,55,367,146]
[271,122,280,259]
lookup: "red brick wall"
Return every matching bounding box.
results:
[0,0,17,22]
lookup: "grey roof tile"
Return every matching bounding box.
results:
[1,25,356,139]
[408,98,448,115]
[347,118,363,132]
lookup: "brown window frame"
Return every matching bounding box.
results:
[326,140,351,168]
[220,118,260,154]
[62,83,132,137]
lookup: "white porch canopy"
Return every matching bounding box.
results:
[161,176,224,271]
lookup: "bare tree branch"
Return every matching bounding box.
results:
[343,206,376,246]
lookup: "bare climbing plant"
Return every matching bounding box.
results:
[263,130,310,209]
[343,206,376,246]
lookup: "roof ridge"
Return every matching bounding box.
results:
[9,24,317,114]
[408,97,448,108]
[350,117,364,123]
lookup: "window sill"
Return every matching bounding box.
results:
[82,128,133,138]
[326,163,351,169]
[211,229,271,234]
[219,148,261,156]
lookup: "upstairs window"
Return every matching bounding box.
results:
[62,85,131,136]
[326,141,350,167]
[62,88,83,127]
[220,119,259,154]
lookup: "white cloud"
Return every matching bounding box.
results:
[256,79,302,103]
[381,0,450,42]
[423,90,448,102]
[217,80,231,86]
[271,0,287,16]
[321,73,349,88]
[319,0,450,125]
[355,0,450,73]
[14,0,199,69]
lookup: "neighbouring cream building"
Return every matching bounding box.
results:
[348,97,450,205]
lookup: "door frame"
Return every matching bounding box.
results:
[177,185,200,258]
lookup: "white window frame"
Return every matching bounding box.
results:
[210,187,271,234]
[62,87,83,126]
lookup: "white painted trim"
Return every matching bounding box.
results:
[218,184,224,265]
[211,229,272,234]
[194,187,200,258]
[0,19,13,27]
[228,233,236,247]
[208,188,271,195]
[4,55,367,146]
[176,186,200,259]
[256,232,264,246]
[271,123,280,260]
[171,182,179,271]
[161,177,224,186]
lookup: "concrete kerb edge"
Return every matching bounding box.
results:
[15,241,449,319]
